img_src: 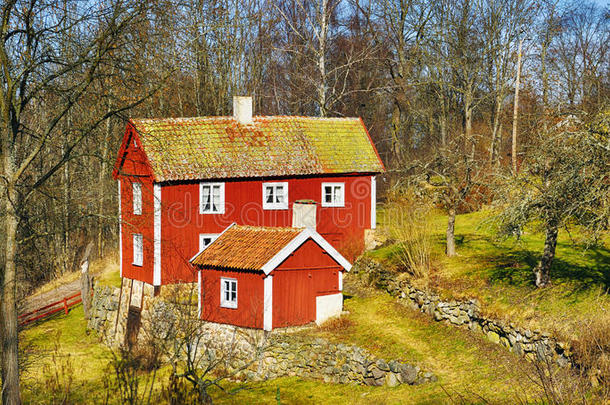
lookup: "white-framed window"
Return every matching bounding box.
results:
[220,277,237,309]
[132,182,142,215]
[321,182,345,207]
[199,233,219,251]
[133,233,143,266]
[200,182,225,214]
[262,182,288,210]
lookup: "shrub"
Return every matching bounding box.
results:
[384,195,432,280]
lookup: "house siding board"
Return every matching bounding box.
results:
[199,268,265,329]
[159,175,370,284]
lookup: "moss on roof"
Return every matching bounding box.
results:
[130,116,384,182]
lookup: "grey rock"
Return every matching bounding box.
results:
[399,364,418,384]
[385,372,400,387]
[376,359,390,371]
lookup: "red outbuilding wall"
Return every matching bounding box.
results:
[199,268,265,329]
[272,239,342,328]
[198,238,344,330]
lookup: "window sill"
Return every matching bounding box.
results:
[132,263,143,267]
[200,210,224,215]
[321,203,345,208]
[263,206,288,210]
[220,303,238,309]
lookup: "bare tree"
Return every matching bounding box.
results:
[497,113,610,288]
[0,1,160,402]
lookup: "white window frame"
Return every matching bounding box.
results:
[199,182,225,214]
[199,233,219,251]
[262,182,288,210]
[133,233,143,266]
[132,182,142,215]
[321,182,345,207]
[220,277,238,309]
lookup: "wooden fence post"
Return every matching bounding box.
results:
[63,298,68,315]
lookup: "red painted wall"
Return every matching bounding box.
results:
[199,268,265,329]
[272,239,342,328]
[117,127,156,284]
[160,175,371,284]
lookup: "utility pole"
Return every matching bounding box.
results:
[512,36,525,175]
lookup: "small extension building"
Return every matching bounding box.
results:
[113,96,384,288]
[190,224,352,330]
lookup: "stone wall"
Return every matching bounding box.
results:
[353,257,573,368]
[87,281,437,387]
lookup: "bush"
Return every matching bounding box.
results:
[384,195,432,280]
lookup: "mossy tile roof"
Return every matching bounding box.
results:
[129,116,384,182]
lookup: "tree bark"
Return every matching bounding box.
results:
[534,222,558,288]
[446,207,456,257]
[511,38,524,175]
[1,180,21,405]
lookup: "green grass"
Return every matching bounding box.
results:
[376,206,610,340]
[212,281,538,404]
[19,282,540,404]
[21,306,114,403]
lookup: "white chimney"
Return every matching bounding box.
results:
[233,96,253,125]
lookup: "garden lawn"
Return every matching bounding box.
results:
[19,283,540,404]
[373,207,610,340]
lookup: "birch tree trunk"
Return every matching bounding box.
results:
[511,38,524,174]
[317,0,328,117]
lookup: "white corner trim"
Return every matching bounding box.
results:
[189,223,236,263]
[263,275,273,331]
[371,176,377,229]
[261,228,352,275]
[197,270,202,318]
[338,271,343,291]
[118,180,123,278]
[153,184,161,286]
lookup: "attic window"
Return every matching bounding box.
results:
[321,183,344,207]
[133,182,142,215]
[200,182,225,214]
[263,182,288,210]
[220,277,237,309]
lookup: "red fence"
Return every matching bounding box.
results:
[19,292,82,327]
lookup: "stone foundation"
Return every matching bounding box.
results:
[87,279,437,387]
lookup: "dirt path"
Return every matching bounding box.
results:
[21,278,81,315]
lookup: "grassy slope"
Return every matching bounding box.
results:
[373,208,610,340]
[215,283,535,405]
[20,281,539,404]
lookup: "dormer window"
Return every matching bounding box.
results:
[133,182,142,215]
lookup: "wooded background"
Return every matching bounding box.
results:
[1,0,608,294]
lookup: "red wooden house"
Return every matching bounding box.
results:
[190,224,351,330]
[113,97,384,288]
